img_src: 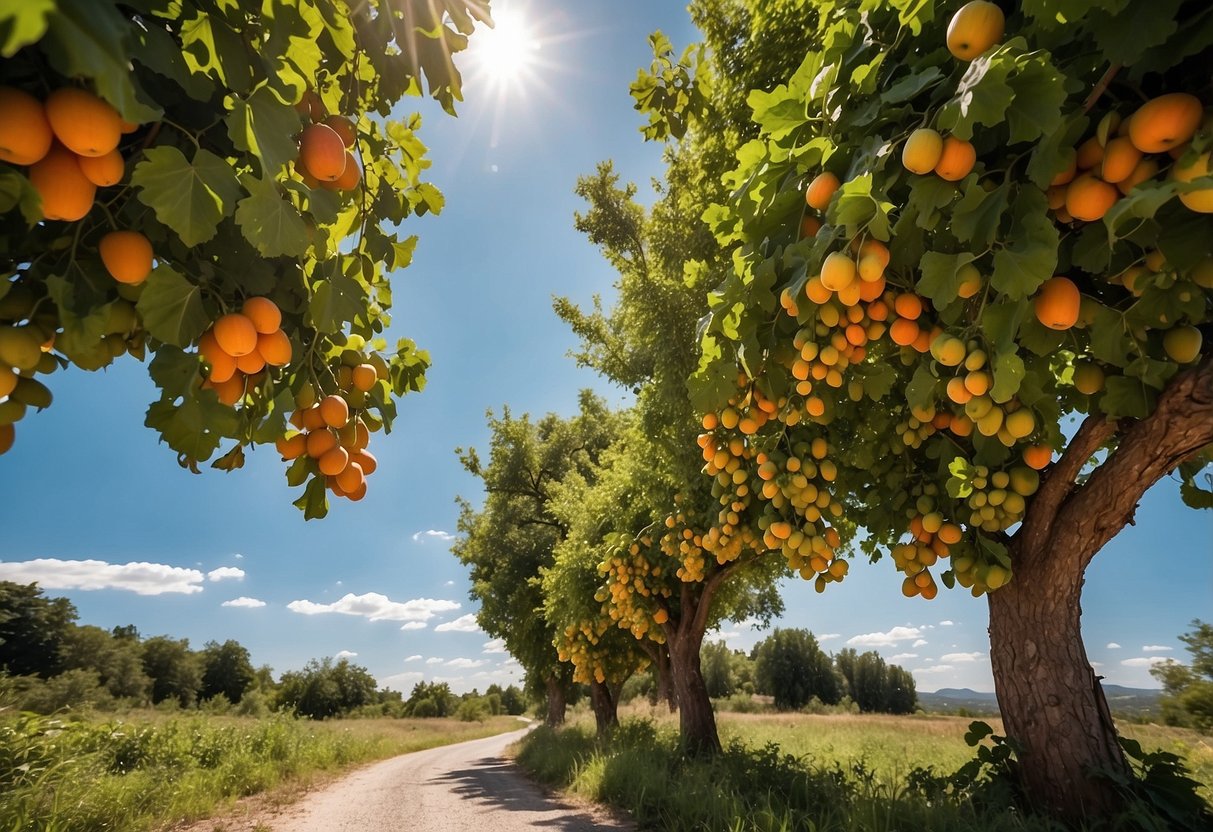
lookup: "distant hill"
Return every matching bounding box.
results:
[918,685,1163,716]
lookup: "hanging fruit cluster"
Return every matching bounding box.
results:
[686,0,1212,597]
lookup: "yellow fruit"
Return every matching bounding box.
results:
[1172,152,1213,213]
[931,335,966,367]
[99,231,154,285]
[820,252,857,292]
[1004,408,1035,440]
[1009,466,1040,497]
[0,86,53,165]
[1128,93,1203,153]
[946,1,1005,61]
[902,128,944,174]
[0,327,42,370]
[1163,326,1202,363]
[956,264,982,298]
[44,87,122,157]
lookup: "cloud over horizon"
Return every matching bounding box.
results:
[435,613,481,633]
[286,593,459,623]
[0,558,205,595]
[412,530,455,543]
[848,626,923,648]
[221,597,266,608]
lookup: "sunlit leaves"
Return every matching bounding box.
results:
[234,176,310,258]
[136,265,209,348]
[0,0,54,57]
[226,85,304,179]
[132,147,242,247]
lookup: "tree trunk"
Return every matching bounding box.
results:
[589,679,618,735]
[667,629,720,755]
[988,551,1126,819]
[544,674,566,727]
[987,358,1213,822]
[654,644,678,712]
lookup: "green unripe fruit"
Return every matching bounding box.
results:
[1009,466,1040,496]
[0,326,42,370]
[1073,362,1105,395]
[1163,326,1202,364]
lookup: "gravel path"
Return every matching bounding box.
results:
[259,725,631,831]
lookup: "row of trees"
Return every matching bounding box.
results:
[702,631,917,714]
[453,0,1212,824]
[0,581,525,720]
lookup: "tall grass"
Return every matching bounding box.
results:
[515,711,1212,832]
[0,709,521,832]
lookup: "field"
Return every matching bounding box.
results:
[0,710,523,832]
[514,706,1213,832]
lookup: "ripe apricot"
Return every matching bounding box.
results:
[820,252,857,292]
[257,329,292,366]
[305,428,338,458]
[236,350,265,374]
[1075,136,1104,171]
[299,124,346,182]
[44,87,122,157]
[1034,276,1081,330]
[323,115,357,148]
[894,293,923,320]
[211,374,245,406]
[352,363,377,392]
[956,264,982,299]
[241,297,281,334]
[1172,152,1213,213]
[199,330,237,383]
[0,87,53,165]
[1099,137,1141,184]
[319,394,349,428]
[1050,155,1077,187]
[99,231,153,285]
[1065,174,1118,222]
[29,145,95,221]
[276,433,306,460]
[800,215,822,239]
[934,136,976,181]
[301,406,326,431]
[324,152,361,191]
[213,313,258,357]
[889,318,919,346]
[1128,93,1203,153]
[1022,444,1051,470]
[295,91,325,122]
[902,128,944,174]
[336,460,365,493]
[352,449,378,475]
[806,172,840,210]
[858,276,885,302]
[946,0,1005,61]
[319,445,350,476]
[77,149,124,186]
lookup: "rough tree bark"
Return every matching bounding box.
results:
[989,358,1213,821]
[589,679,620,735]
[544,674,567,727]
[662,573,728,755]
[642,641,678,711]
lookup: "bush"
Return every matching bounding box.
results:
[17,670,113,714]
[712,693,770,714]
[457,698,489,722]
[410,698,438,718]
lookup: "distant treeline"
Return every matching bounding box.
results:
[0,581,525,720]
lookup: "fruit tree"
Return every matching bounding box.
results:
[0,0,492,516]
[686,0,1213,819]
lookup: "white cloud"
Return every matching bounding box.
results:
[444,580,456,587]
[483,638,507,654]
[405,655,422,662]
[426,657,444,665]
[817,633,841,642]
[435,613,481,633]
[335,650,358,659]
[912,639,929,648]
[400,621,427,631]
[207,566,245,582]
[939,620,954,626]
[889,653,918,661]
[379,672,424,691]
[1121,657,1169,668]
[503,656,519,666]
[222,596,266,609]
[446,658,488,669]
[412,529,455,543]
[234,553,244,560]
[847,627,922,648]
[0,558,205,595]
[1107,642,1122,649]
[1142,645,1173,652]
[914,665,955,674]
[286,593,459,623]
[940,651,984,663]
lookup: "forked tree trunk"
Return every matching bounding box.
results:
[589,679,619,735]
[987,358,1213,822]
[544,675,566,727]
[667,632,720,755]
[654,644,678,712]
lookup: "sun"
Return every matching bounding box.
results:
[468,6,539,90]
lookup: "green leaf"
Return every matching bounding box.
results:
[863,362,897,401]
[880,66,943,104]
[391,235,418,271]
[1099,376,1153,419]
[982,299,1030,353]
[990,351,1026,402]
[0,0,54,58]
[180,8,254,93]
[938,46,1015,141]
[147,346,202,398]
[145,390,240,466]
[131,15,215,102]
[226,85,304,179]
[132,146,242,247]
[905,176,959,230]
[951,180,1009,249]
[906,364,938,412]
[0,168,42,224]
[917,251,976,307]
[211,444,246,471]
[293,475,330,520]
[234,176,309,258]
[1089,306,1133,367]
[991,189,1057,299]
[1003,53,1067,144]
[136,264,209,348]
[40,0,161,123]
[309,270,366,332]
[1087,0,1182,66]
[1179,479,1213,510]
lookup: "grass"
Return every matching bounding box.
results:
[512,706,1213,832]
[0,708,523,832]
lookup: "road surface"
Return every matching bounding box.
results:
[259,725,631,831]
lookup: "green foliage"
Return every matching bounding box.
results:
[753,628,841,710]
[700,640,755,699]
[199,639,256,705]
[0,582,77,678]
[276,656,377,719]
[1153,619,1213,732]
[0,0,492,515]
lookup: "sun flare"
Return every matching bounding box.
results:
[470,6,539,89]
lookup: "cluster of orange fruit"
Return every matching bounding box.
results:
[279,391,379,502]
[198,298,293,405]
[293,91,362,192]
[1050,93,1211,222]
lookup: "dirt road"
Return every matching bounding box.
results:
[257,725,631,831]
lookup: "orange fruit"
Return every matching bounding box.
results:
[800,215,822,239]
[894,293,923,320]
[99,231,153,285]
[77,149,124,186]
[1034,276,1081,330]
[119,119,139,134]
[295,91,325,122]
[1099,137,1142,184]
[319,394,349,428]
[324,152,361,191]
[213,313,258,357]
[44,87,122,157]
[199,330,237,383]
[352,364,377,392]
[902,128,944,174]
[318,445,350,476]
[352,449,378,475]
[241,297,282,334]
[1116,157,1158,196]
[276,433,306,460]
[257,329,292,366]
[934,136,976,181]
[946,1,1005,61]
[1172,152,1213,213]
[236,350,265,374]
[301,406,326,431]
[0,87,53,165]
[1050,155,1077,186]
[29,145,95,221]
[306,428,338,458]
[1022,444,1052,470]
[1128,93,1203,153]
[806,172,840,210]
[889,318,919,346]
[336,460,365,493]
[1065,174,1118,222]
[323,115,357,148]
[299,124,346,182]
[805,276,832,304]
[1075,136,1104,171]
[211,374,245,406]
[346,481,368,501]
[858,275,886,302]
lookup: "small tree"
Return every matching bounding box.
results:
[0,582,77,678]
[753,628,839,710]
[1152,620,1213,731]
[200,639,256,704]
[141,636,202,707]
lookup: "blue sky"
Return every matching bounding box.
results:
[0,1,1208,696]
